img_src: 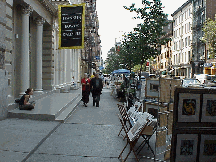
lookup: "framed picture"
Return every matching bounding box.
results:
[145,102,159,118]
[201,94,216,122]
[178,93,200,122]
[146,79,159,98]
[176,134,198,162]
[199,135,216,161]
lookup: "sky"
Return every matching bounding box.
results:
[96,0,188,60]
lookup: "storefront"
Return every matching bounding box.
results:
[204,62,216,75]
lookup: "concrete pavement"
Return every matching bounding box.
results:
[0,88,166,162]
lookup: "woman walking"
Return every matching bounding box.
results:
[81,73,91,107]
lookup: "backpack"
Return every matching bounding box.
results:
[15,99,20,103]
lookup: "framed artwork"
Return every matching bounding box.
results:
[178,93,200,122]
[146,79,159,98]
[201,94,216,122]
[145,102,158,118]
[128,114,148,141]
[176,134,198,162]
[199,135,216,161]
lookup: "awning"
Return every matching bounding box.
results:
[204,63,212,67]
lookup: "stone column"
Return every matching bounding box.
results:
[63,49,66,86]
[55,49,60,89]
[35,17,45,93]
[59,50,64,88]
[20,5,33,95]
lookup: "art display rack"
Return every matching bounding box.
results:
[170,87,216,162]
[143,77,182,161]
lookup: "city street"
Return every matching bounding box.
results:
[1,87,159,162]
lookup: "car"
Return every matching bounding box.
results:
[140,76,146,82]
[182,79,202,87]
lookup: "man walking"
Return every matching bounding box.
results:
[90,73,103,107]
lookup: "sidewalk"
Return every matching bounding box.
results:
[28,88,161,162]
[7,89,82,121]
[0,88,168,162]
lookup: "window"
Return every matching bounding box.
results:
[179,40,180,49]
[181,26,183,35]
[189,9,191,17]
[174,55,176,64]
[182,39,184,48]
[185,37,187,47]
[188,36,190,45]
[188,51,191,61]
[189,22,191,31]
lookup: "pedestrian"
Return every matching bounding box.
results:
[81,73,91,107]
[71,76,76,88]
[90,73,103,107]
[19,88,35,110]
[90,72,95,79]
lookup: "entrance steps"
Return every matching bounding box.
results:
[7,89,81,122]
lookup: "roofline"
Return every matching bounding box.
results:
[171,0,192,17]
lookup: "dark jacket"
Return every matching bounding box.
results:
[90,77,103,96]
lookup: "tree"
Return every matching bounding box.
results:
[201,18,216,59]
[104,47,120,73]
[124,0,170,72]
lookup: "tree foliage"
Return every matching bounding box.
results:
[105,0,170,73]
[201,18,216,59]
[104,47,120,73]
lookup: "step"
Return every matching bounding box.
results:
[7,89,59,111]
[7,90,81,121]
[55,94,82,122]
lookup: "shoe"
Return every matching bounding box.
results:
[84,104,87,107]
[96,105,99,107]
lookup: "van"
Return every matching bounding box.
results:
[195,74,208,84]
[194,74,216,84]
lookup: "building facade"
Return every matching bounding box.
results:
[172,0,193,78]
[191,0,216,75]
[0,0,100,119]
[81,0,101,76]
[156,21,173,76]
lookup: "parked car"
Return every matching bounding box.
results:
[140,76,146,82]
[182,79,202,87]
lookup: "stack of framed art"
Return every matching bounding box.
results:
[171,87,216,162]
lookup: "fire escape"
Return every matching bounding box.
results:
[82,0,100,74]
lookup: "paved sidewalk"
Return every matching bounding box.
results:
[0,119,59,162]
[0,88,167,162]
[26,88,159,162]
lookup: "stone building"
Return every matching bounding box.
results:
[191,0,216,75]
[81,0,101,76]
[172,0,193,78]
[0,0,7,120]
[0,0,98,119]
[156,21,173,76]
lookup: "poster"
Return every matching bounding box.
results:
[58,4,85,49]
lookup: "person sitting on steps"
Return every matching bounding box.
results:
[19,88,35,110]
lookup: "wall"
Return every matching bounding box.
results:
[0,70,8,120]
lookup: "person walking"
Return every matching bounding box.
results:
[81,73,91,107]
[90,73,103,107]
